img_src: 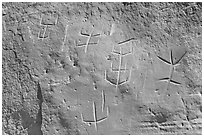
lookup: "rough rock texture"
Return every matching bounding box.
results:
[2,2,202,135]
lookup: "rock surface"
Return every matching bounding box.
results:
[2,2,202,135]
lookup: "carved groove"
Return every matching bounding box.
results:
[157,48,187,91]
[76,28,101,53]
[118,38,136,45]
[81,101,108,132]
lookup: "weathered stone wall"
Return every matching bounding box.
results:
[2,2,202,135]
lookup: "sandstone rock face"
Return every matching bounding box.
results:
[2,2,202,135]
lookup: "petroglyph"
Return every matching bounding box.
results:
[37,12,58,41]
[81,101,108,132]
[3,2,201,135]
[157,49,187,91]
[76,27,101,53]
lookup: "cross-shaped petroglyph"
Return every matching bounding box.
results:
[110,39,134,74]
[38,13,58,41]
[105,44,133,93]
[38,16,48,41]
[157,49,187,91]
[81,101,109,132]
[76,28,101,53]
